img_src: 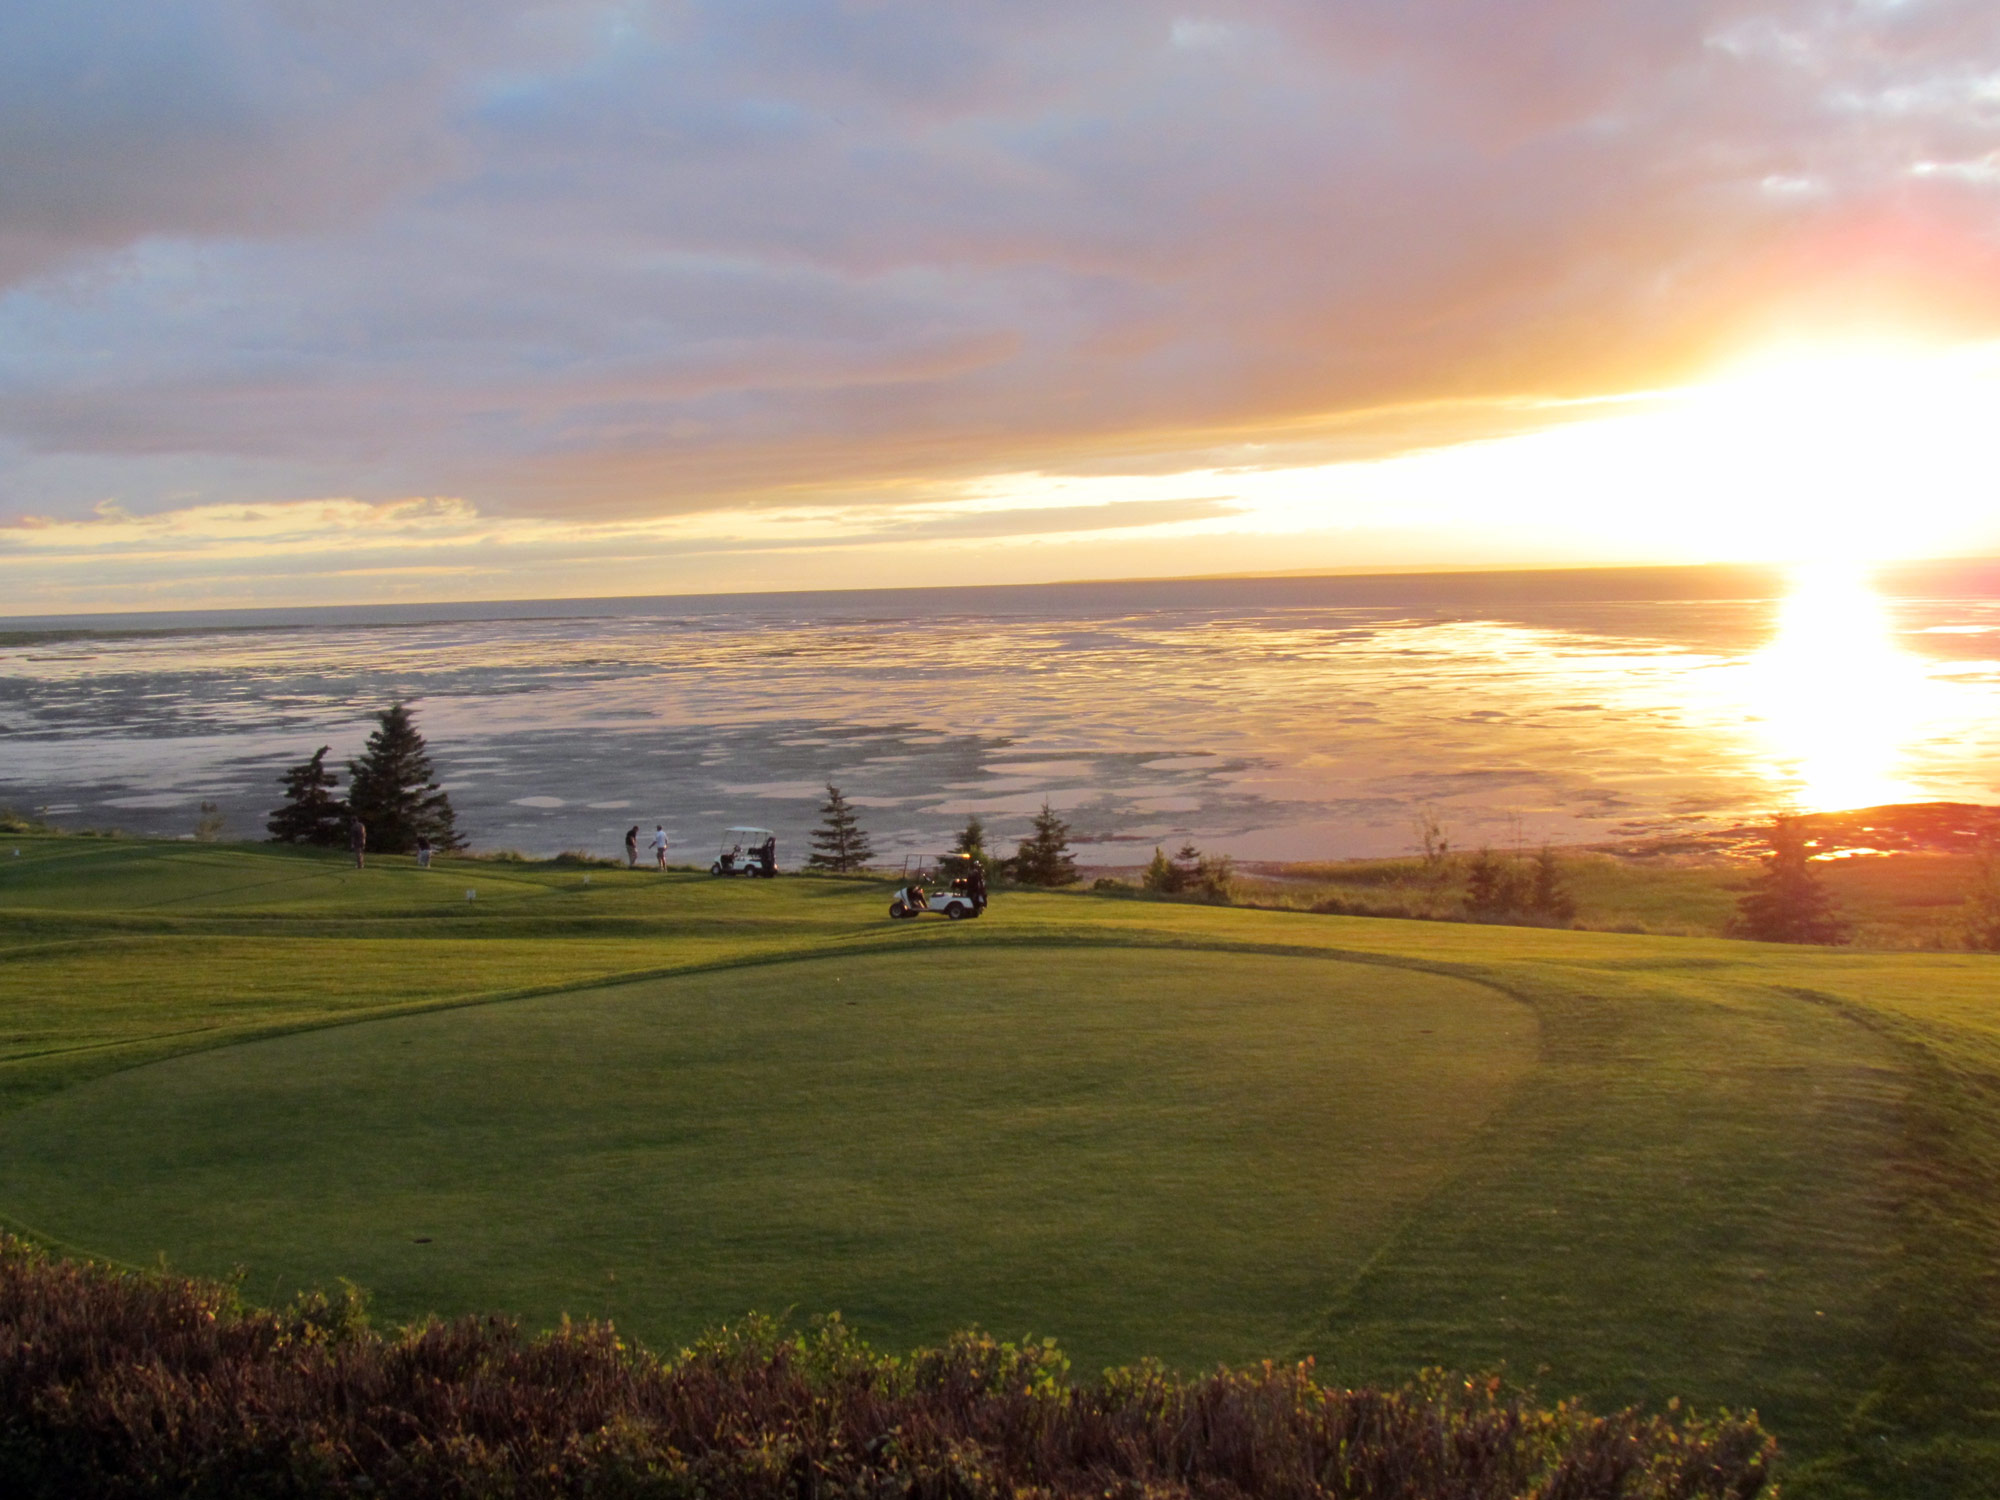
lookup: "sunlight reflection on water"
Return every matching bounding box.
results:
[1740,565,1949,814]
[3,582,1998,860]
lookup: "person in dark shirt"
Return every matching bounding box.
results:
[349,817,367,870]
[624,825,640,867]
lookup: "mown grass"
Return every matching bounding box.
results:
[1202,849,1987,948]
[3,833,1999,1495]
[0,949,1534,1373]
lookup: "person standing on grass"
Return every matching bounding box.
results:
[625,825,640,867]
[349,816,367,869]
[650,825,668,869]
[416,834,432,869]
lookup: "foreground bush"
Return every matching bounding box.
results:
[0,1236,1773,1499]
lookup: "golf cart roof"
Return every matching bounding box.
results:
[724,826,774,838]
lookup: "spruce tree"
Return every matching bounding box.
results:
[345,704,462,855]
[807,784,873,872]
[1142,845,1178,893]
[1529,845,1577,923]
[1193,850,1235,902]
[1964,849,2000,952]
[267,746,348,846]
[1009,800,1078,887]
[1733,815,1849,943]
[1463,848,1525,919]
[952,813,996,877]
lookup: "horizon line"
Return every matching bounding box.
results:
[5,554,1998,633]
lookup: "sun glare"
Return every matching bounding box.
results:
[1740,562,1941,812]
[1677,341,2000,566]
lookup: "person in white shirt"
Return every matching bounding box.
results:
[650,826,668,869]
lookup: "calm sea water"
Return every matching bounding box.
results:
[4,567,1999,864]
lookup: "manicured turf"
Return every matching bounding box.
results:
[4,835,2000,1495]
[0,948,1531,1370]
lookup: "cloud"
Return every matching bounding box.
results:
[3,0,1999,574]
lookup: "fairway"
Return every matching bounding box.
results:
[0,948,1531,1369]
[6,838,2000,1493]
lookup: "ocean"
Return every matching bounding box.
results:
[4,563,1998,865]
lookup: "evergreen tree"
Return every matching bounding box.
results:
[952,814,997,877]
[1463,848,1526,919]
[1528,845,1577,923]
[807,784,873,872]
[1733,815,1849,944]
[1193,850,1235,902]
[1009,800,1078,887]
[1963,848,2000,952]
[1142,845,1179,893]
[345,704,462,855]
[267,746,348,846]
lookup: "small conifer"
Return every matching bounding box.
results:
[1733,816,1849,944]
[808,784,873,872]
[1193,850,1235,902]
[1529,845,1577,923]
[1963,847,2000,952]
[1142,845,1178,893]
[267,747,348,846]
[345,704,462,855]
[1009,800,1078,887]
[1464,848,1528,919]
[952,814,996,876]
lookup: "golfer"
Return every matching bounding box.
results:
[650,825,669,869]
[624,825,640,867]
[349,816,367,869]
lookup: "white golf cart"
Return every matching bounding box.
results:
[889,852,986,920]
[711,826,777,878]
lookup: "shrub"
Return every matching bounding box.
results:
[0,806,53,835]
[0,1236,1776,1500]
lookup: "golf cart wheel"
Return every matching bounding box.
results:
[944,902,969,919]
[709,861,722,876]
[889,900,909,919]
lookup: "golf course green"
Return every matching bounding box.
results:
[3,835,1999,1493]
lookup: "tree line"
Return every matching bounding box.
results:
[805,785,1077,886]
[265,728,2000,950]
[268,704,462,854]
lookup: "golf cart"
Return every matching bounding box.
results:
[889,852,987,919]
[711,827,777,878]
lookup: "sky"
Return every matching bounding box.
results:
[3,0,1999,613]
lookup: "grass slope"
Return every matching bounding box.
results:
[0,949,1532,1371]
[3,835,1999,1495]
[1226,847,1990,946]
